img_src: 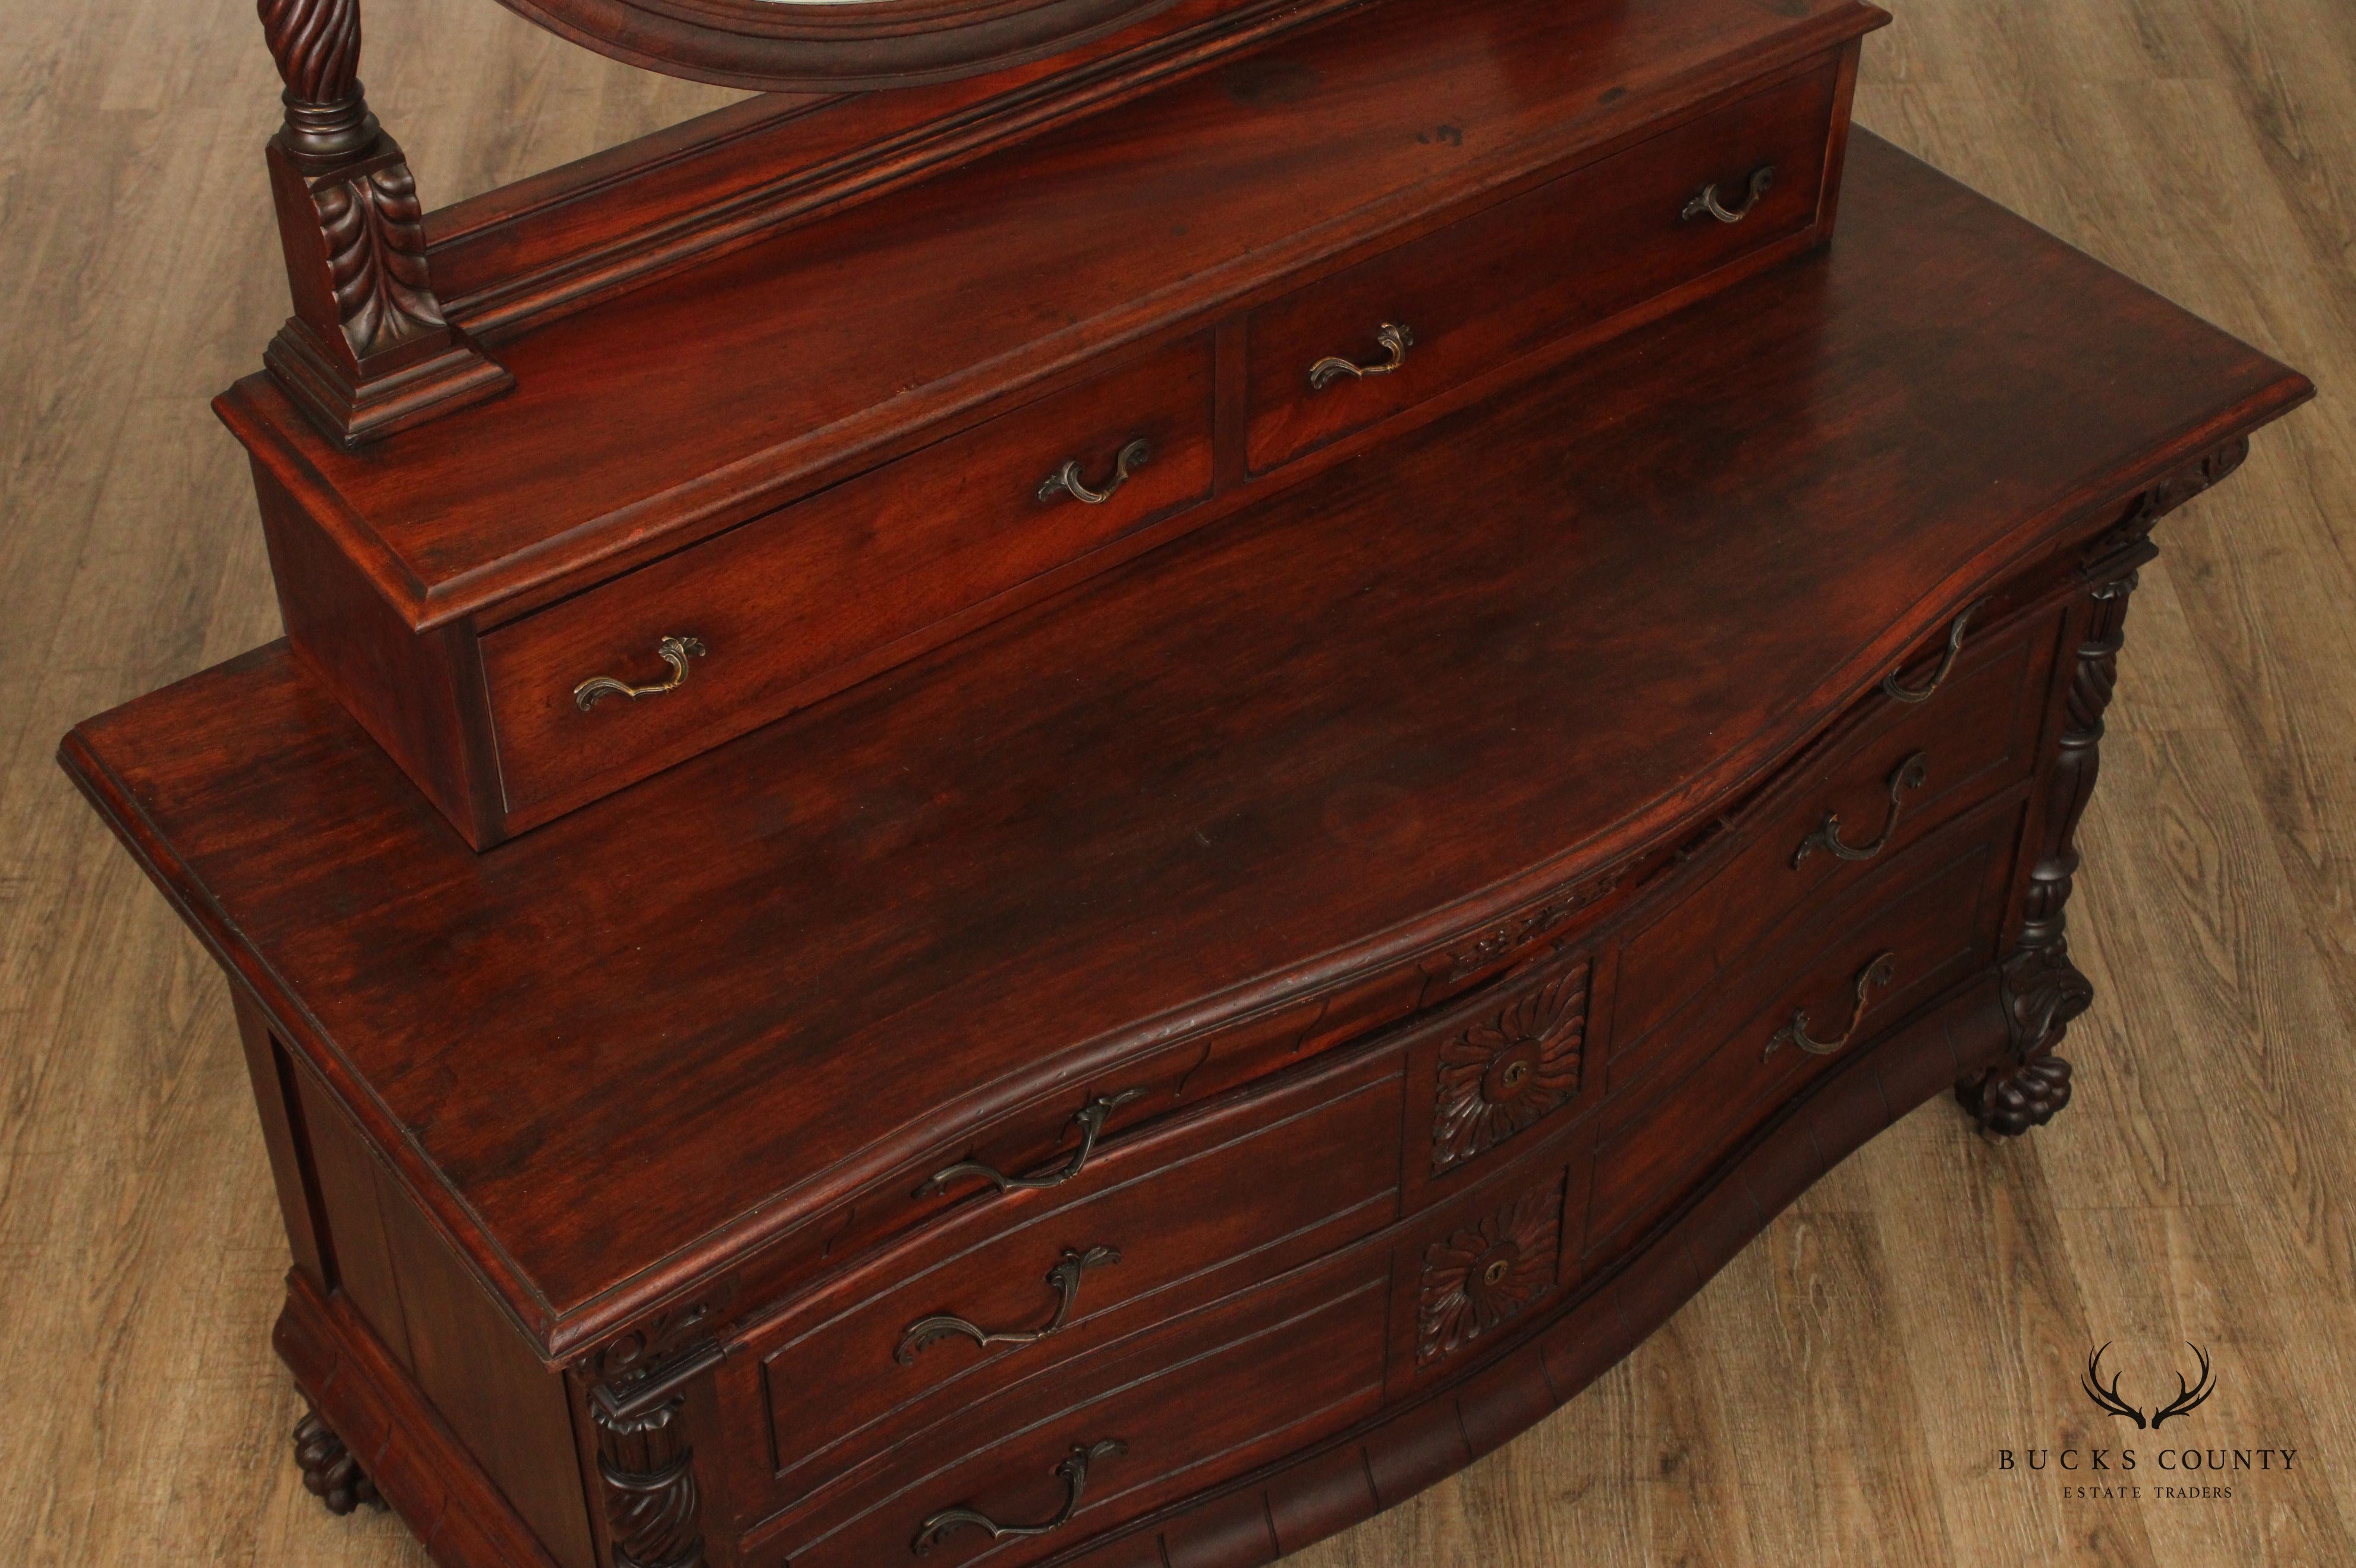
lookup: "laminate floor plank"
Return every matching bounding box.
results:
[5,0,2352,1564]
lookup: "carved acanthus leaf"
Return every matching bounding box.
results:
[316,162,447,359]
[595,1395,708,1568]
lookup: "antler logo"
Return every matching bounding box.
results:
[2082,1342,2216,1430]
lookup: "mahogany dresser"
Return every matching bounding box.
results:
[60,0,2311,1564]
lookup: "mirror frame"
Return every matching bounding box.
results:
[490,0,1194,90]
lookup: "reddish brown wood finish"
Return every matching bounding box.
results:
[61,139,2308,1568]
[252,0,512,447]
[70,137,2307,1361]
[479,332,1218,823]
[223,0,1886,844]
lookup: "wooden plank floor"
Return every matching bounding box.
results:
[3,1,2349,1564]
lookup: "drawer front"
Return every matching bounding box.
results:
[1589,791,2027,1253]
[740,1045,1402,1512]
[1396,944,1602,1208]
[1385,1130,1592,1399]
[1611,606,2055,1060]
[1242,59,1840,474]
[746,1245,1391,1568]
[482,333,1217,818]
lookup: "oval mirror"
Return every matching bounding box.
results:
[493,0,1193,91]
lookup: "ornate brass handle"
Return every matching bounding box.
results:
[1682,165,1776,224]
[1883,601,1984,704]
[917,1088,1149,1199]
[1765,952,1896,1059]
[1308,322,1415,391]
[896,1246,1120,1365]
[914,1440,1125,1555]
[1793,752,1931,867]
[1038,438,1151,505]
[573,635,706,712]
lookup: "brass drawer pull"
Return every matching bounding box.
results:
[1793,751,1930,867]
[917,1088,1148,1198]
[1766,952,1896,1059]
[895,1245,1120,1364]
[1038,438,1151,505]
[1883,601,1984,704]
[572,635,705,712]
[913,1440,1125,1556]
[1309,322,1415,391]
[1682,165,1776,224]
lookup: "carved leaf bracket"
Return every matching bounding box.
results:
[1962,437,2250,1136]
[254,0,512,447]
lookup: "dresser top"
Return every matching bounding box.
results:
[68,137,2306,1358]
[215,0,1886,629]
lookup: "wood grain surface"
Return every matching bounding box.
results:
[2,4,2349,1568]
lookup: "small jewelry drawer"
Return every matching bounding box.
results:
[722,1043,1404,1519]
[1240,57,1844,474]
[477,333,1216,823]
[1587,788,2029,1255]
[738,1243,1393,1568]
[1609,602,2056,1062]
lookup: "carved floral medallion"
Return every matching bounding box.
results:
[1416,1177,1563,1367]
[1430,957,1588,1175]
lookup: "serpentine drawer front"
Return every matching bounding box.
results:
[1609,603,2056,1060]
[731,1045,1404,1516]
[479,336,1216,820]
[65,128,2310,1568]
[744,1244,1394,1568]
[1589,788,2029,1254]
[1242,58,1841,474]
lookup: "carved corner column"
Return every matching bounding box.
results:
[583,1305,726,1568]
[1958,436,2250,1136]
[255,0,512,448]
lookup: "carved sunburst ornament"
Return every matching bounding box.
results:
[1430,958,1588,1174]
[1416,1179,1562,1366]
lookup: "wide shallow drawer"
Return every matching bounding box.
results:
[1611,604,2055,1061]
[1241,58,1841,474]
[743,1245,1392,1567]
[731,1044,1403,1514]
[1589,789,2028,1253]
[481,333,1216,818]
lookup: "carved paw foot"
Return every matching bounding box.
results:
[293,1409,382,1516]
[1956,1053,2074,1138]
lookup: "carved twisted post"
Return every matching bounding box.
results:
[256,0,511,448]
[1957,436,2249,1136]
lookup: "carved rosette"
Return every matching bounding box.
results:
[1431,958,1588,1174]
[1416,1177,1562,1367]
[595,1395,707,1568]
[292,1408,381,1516]
[1960,438,2248,1135]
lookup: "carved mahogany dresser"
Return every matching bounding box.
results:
[60,0,2311,1563]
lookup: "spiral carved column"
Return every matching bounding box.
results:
[254,0,512,447]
